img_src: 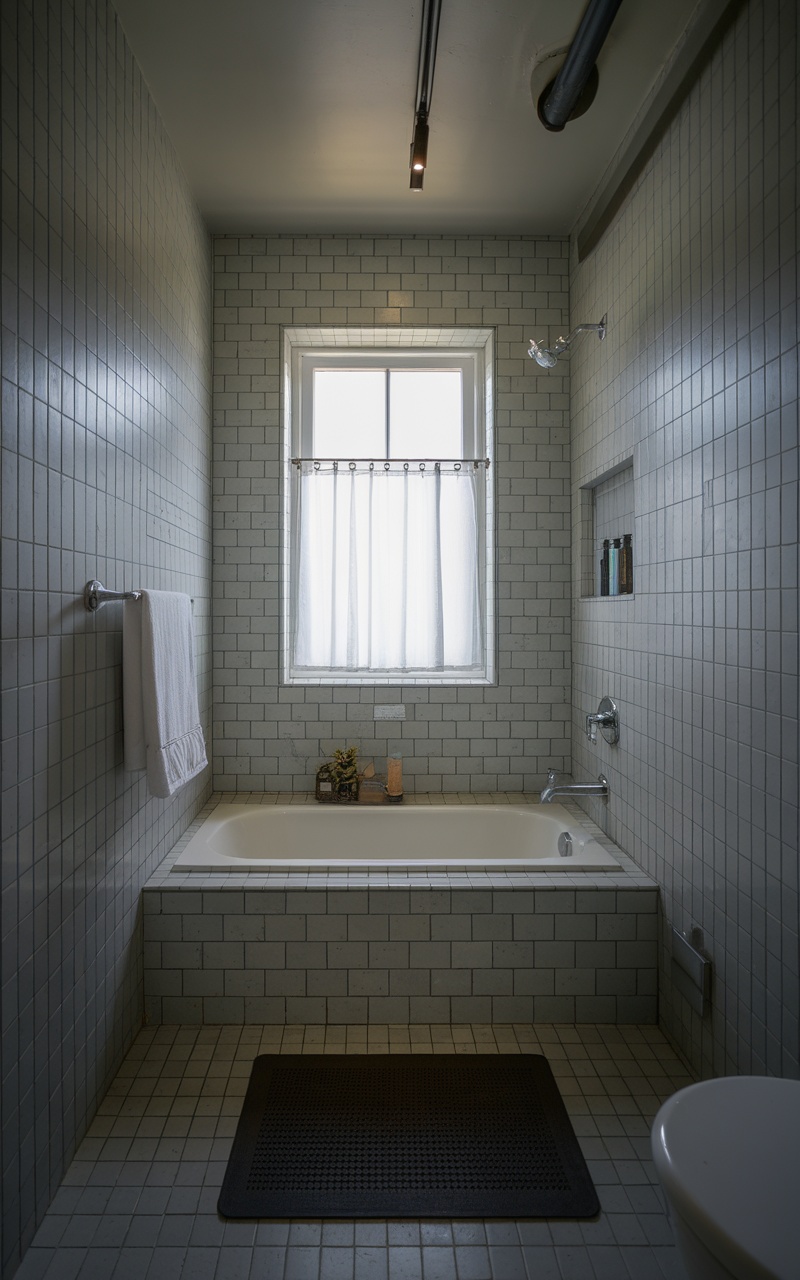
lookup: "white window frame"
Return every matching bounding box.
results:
[282,327,496,686]
[296,352,477,460]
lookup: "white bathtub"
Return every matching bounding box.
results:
[171,802,620,871]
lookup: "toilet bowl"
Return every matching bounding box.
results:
[651,1076,800,1280]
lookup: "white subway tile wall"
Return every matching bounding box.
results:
[142,882,658,1027]
[0,0,212,1272]
[570,0,799,1079]
[212,235,572,793]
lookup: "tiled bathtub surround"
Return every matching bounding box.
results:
[143,885,657,1028]
[569,0,799,1079]
[213,234,572,793]
[0,0,212,1271]
[143,796,658,1026]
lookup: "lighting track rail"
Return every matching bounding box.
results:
[409,0,442,190]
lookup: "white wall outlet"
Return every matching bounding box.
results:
[373,704,406,720]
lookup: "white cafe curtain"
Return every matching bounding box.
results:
[293,462,483,674]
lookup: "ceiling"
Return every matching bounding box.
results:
[113,0,700,236]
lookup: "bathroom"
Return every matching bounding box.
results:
[1,0,798,1276]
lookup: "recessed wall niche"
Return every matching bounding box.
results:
[579,461,634,599]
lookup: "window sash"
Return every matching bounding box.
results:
[296,350,477,459]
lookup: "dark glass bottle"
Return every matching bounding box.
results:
[600,540,610,596]
[621,532,633,593]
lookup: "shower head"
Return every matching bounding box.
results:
[527,339,559,368]
[527,314,607,367]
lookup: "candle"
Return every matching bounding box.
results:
[387,754,403,799]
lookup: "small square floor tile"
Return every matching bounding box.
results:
[14,1024,692,1280]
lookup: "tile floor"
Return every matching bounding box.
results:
[17,1024,693,1280]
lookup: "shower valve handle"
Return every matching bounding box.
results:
[585,697,619,745]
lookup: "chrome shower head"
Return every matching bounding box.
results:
[527,314,607,368]
[527,339,559,368]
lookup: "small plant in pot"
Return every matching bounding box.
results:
[315,746,359,803]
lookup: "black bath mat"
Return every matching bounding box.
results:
[218,1054,599,1219]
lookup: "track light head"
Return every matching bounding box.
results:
[410,113,429,171]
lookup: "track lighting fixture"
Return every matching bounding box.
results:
[410,112,429,172]
[409,0,441,191]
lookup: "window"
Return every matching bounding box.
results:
[283,328,495,685]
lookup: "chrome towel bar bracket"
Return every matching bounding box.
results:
[83,580,142,611]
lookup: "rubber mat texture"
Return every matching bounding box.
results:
[218,1054,600,1219]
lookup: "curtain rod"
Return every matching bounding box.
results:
[292,457,490,468]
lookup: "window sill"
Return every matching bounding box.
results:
[578,593,636,603]
[286,673,496,687]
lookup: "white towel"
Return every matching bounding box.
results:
[123,591,208,798]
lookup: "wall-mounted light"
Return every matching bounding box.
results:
[409,0,441,191]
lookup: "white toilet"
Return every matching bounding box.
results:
[651,1076,800,1280]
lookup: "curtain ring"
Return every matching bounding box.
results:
[349,460,356,471]
[313,460,321,471]
[384,461,390,471]
[333,460,338,472]
[369,461,374,471]
[454,462,462,472]
[419,462,426,472]
[403,462,409,472]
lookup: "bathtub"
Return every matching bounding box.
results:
[171,801,620,871]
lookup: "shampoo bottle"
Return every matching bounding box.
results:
[622,533,633,593]
[609,538,621,595]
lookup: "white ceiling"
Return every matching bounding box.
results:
[113,0,700,235]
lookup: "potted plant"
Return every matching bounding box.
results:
[315,746,359,803]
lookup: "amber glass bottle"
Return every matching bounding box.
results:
[621,533,633,593]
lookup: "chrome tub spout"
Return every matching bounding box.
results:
[539,769,609,804]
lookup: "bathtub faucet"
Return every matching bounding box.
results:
[539,769,609,804]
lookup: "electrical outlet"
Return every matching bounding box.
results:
[373,704,406,720]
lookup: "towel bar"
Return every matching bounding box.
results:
[83,581,195,611]
[83,580,142,611]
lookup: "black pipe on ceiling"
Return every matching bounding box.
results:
[538,0,623,132]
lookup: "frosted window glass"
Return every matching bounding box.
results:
[313,370,385,456]
[389,371,462,456]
